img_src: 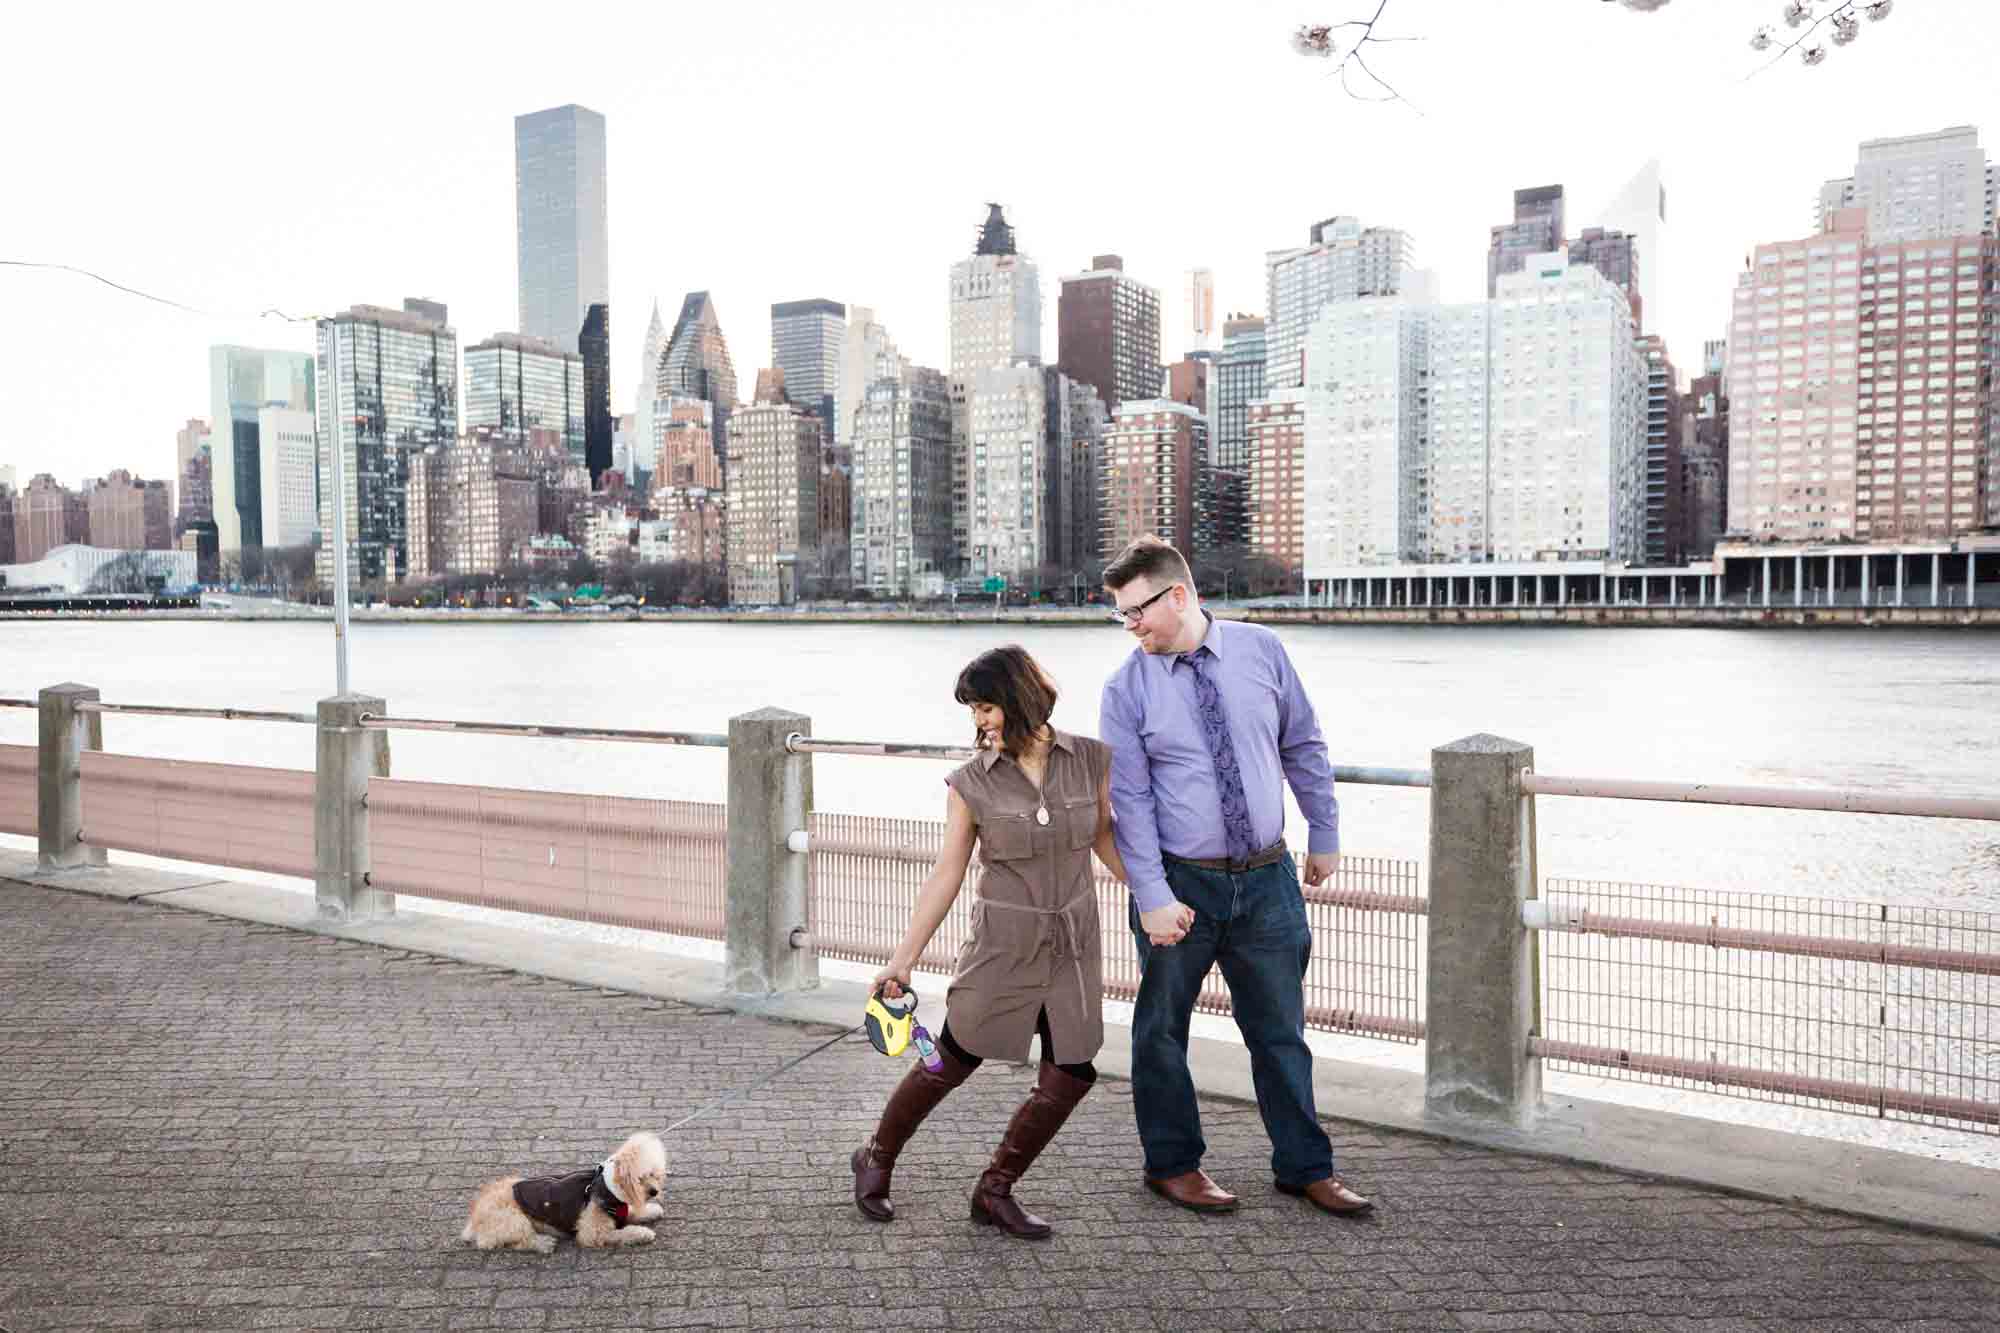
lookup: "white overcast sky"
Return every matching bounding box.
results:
[4,0,1996,488]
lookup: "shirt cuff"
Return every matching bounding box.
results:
[1306,825,1340,855]
[1131,875,1178,914]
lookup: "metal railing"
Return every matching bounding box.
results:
[9,689,1997,1140]
[1531,880,1999,1133]
[360,713,727,748]
[1524,771,2000,822]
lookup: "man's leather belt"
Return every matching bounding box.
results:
[1162,841,1289,874]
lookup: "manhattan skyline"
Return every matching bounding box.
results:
[3,0,1992,488]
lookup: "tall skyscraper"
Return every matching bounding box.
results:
[656,292,740,466]
[176,451,212,537]
[464,333,584,456]
[1301,254,1645,575]
[725,369,823,604]
[633,300,668,460]
[850,354,954,599]
[581,302,612,485]
[314,299,459,584]
[257,408,319,548]
[1729,211,1996,542]
[209,347,315,555]
[1682,354,1730,560]
[1247,388,1306,575]
[1589,160,1666,335]
[1817,126,1992,243]
[1212,317,1267,472]
[1488,185,1566,297]
[1057,255,1161,414]
[14,474,88,564]
[950,204,1042,377]
[1637,336,1684,565]
[838,306,901,452]
[515,104,609,354]
[1566,227,1642,326]
[87,471,172,551]
[950,204,1043,575]
[1099,399,1207,560]
[1188,269,1216,351]
[1212,317,1267,562]
[1487,259,1647,563]
[1303,296,1430,569]
[174,419,209,522]
[959,364,1099,582]
[1264,215,1418,389]
[770,299,847,445]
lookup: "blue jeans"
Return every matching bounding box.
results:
[1129,853,1333,1188]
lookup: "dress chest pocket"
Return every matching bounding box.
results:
[1062,797,1097,851]
[979,811,1036,863]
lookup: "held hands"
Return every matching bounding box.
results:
[1139,901,1196,948]
[1303,852,1341,887]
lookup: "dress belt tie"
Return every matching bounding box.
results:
[980,887,1095,1037]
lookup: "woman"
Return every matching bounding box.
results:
[851,644,1131,1240]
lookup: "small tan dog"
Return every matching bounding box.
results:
[461,1131,667,1253]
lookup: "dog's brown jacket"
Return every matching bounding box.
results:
[511,1168,629,1234]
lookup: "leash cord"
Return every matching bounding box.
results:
[663,1022,865,1133]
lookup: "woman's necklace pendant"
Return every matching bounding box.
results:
[1035,805,1049,826]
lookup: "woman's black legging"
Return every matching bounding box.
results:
[938,1008,1096,1082]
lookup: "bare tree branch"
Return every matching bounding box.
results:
[1295,1,1425,113]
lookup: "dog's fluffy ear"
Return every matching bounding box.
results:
[611,1132,662,1201]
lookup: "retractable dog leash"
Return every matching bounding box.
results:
[862,985,943,1072]
[662,984,937,1134]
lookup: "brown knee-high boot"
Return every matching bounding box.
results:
[969,1063,1092,1240]
[851,1045,976,1222]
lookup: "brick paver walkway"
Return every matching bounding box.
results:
[1,887,1995,1331]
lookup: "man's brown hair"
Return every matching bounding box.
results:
[954,644,1059,757]
[1101,536,1193,592]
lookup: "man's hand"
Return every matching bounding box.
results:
[1139,901,1195,948]
[1302,852,1341,887]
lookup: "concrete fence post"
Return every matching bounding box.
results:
[725,707,818,996]
[38,683,106,872]
[316,693,391,921]
[1425,733,1540,1125]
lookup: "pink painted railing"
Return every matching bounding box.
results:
[365,778,730,938]
[0,744,34,838]
[77,751,315,877]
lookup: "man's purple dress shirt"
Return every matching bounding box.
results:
[1100,614,1340,914]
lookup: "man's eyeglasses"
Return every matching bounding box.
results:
[1110,583,1178,624]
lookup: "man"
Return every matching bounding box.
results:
[1099,537,1372,1217]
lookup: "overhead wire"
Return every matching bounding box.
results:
[0,259,322,324]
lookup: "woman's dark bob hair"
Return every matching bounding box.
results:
[954,645,1058,757]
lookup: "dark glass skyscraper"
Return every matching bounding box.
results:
[770,299,846,446]
[581,302,612,486]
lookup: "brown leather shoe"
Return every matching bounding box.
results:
[1276,1177,1374,1215]
[1144,1169,1239,1213]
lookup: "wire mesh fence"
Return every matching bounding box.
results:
[1536,878,1999,1135]
[808,811,1426,1044]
